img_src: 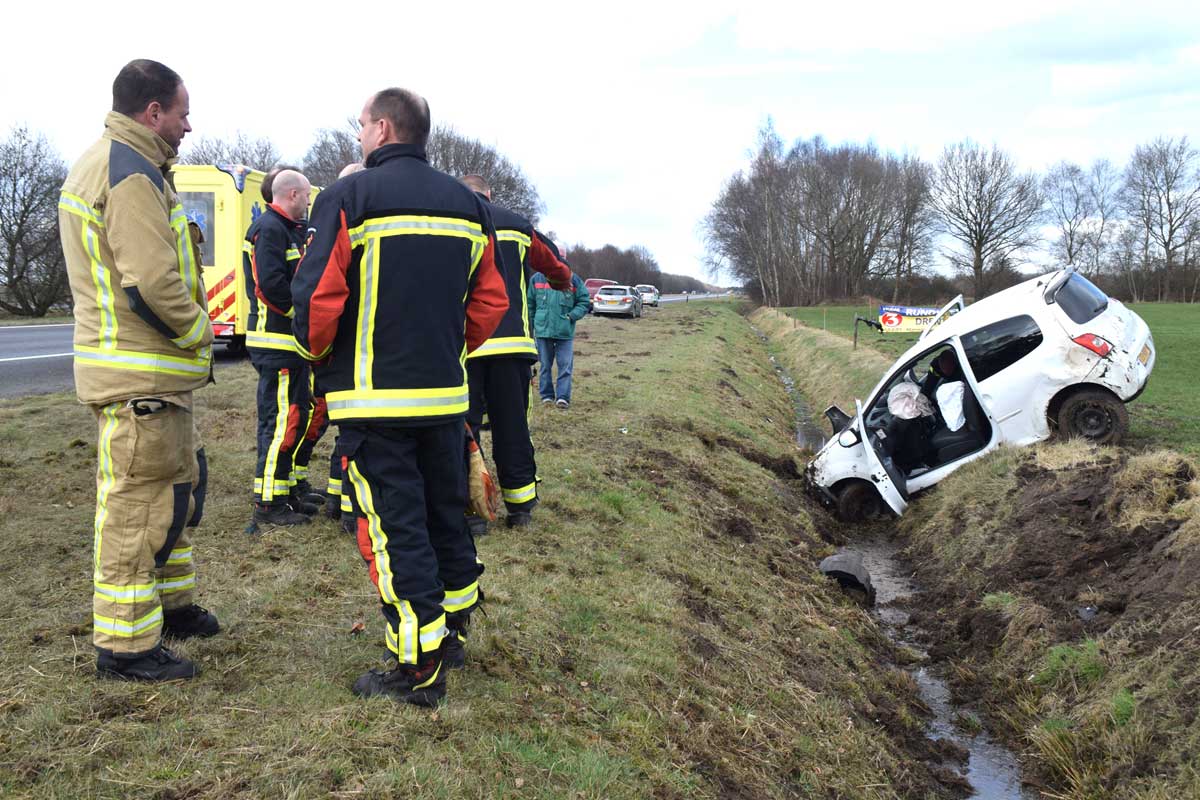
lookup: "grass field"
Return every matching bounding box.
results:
[0,314,74,327]
[0,302,965,799]
[779,302,1199,454]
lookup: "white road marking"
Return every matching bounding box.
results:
[0,352,73,363]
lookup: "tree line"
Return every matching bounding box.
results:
[703,123,1200,305]
[560,243,710,294]
[0,123,680,316]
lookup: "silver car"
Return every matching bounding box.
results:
[635,284,660,307]
[593,285,643,318]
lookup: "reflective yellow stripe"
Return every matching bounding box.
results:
[346,215,485,247]
[93,580,157,604]
[326,386,469,421]
[246,331,299,352]
[243,241,254,254]
[166,547,193,566]
[93,404,119,574]
[519,246,530,337]
[467,336,538,359]
[327,478,343,496]
[254,478,292,496]
[442,581,479,613]
[75,344,211,377]
[59,192,104,227]
[355,237,380,390]
[171,205,200,303]
[93,607,162,638]
[294,464,309,480]
[158,573,196,594]
[502,481,537,504]
[286,247,301,260]
[262,369,291,502]
[171,311,209,349]
[86,224,118,349]
[340,493,353,513]
[496,229,532,247]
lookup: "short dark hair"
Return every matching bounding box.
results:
[369,88,430,148]
[262,165,300,203]
[112,59,183,116]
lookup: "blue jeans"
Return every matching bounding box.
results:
[536,337,574,402]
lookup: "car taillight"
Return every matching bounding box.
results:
[1073,333,1112,357]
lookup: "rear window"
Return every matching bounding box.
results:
[961,315,1044,382]
[177,191,215,266]
[1052,273,1109,324]
[636,285,655,292]
[598,287,628,296]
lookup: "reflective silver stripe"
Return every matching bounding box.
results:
[496,229,532,246]
[356,238,377,389]
[158,573,196,594]
[74,346,211,375]
[93,582,157,603]
[348,218,484,246]
[442,585,478,612]
[93,607,162,637]
[172,205,197,300]
[172,312,208,349]
[85,226,118,349]
[502,482,537,503]
[166,548,193,565]
[419,624,447,648]
[469,338,537,356]
[246,331,298,352]
[327,393,468,412]
[59,194,104,226]
[286,247,301,260]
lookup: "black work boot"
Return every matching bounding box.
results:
[466,514,489,538]
[294,479,326,507]
[324,493,341,520]
[352,656,445,706]
[506,511,532,528]
[97,644,199,682]
[163,604,220,640]
[288,491,320,516]
[443,611,472,669]
[253,502,312,527]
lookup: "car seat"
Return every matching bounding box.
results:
[929,385,990,463]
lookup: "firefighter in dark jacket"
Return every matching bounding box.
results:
[244,168,316,527]
[292,88,509,705]
[459,175,573,532]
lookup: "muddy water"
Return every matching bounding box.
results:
[763,347,828,450]
[858,537,1036,799]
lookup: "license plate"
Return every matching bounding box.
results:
[1138,344,1151,365]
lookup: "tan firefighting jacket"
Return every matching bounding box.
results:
[59,112,212,406]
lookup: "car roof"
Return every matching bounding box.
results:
[897,270,1065,362]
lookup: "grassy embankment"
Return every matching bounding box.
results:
[1,302,969,799]
[781,303,1199,455]
[0,314,75,326]
[756,305,1200,799]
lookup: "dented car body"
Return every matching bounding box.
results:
[807,269,1155,520]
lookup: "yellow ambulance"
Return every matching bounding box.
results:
[171,165,318,353]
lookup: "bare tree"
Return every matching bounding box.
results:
[426,126,544,223]
[0,126,69,316]
[1043,161,1093,267]
[180,132,281,171]
[1083,159,1122,280]
[302,126,361,189]
[931,141,1043,298]
[1122,136,1200,300]
[886,156,936,301]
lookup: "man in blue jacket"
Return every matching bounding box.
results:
[528,266,591,408]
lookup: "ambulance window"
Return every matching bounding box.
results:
[178,191,216,266]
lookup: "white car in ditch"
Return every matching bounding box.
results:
[807,269,1156,521]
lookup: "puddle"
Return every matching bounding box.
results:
[751,325,827,450]
[857,537,1037,800]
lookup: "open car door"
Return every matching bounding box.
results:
[855,399,909,515]
[919,294,965,341]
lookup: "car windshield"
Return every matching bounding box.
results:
[1052,273,1109,324]
[598,288,628,296]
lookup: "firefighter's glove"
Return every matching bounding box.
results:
[466,430,500,521]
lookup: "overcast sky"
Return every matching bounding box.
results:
[3,1,1197,281]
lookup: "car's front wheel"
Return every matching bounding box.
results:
[1056,388,1128,445]
[835,481,885,522]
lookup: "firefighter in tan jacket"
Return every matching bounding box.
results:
[60,59,219,682]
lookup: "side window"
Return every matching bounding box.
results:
[178,191,216,267]
[962,315,1043,382]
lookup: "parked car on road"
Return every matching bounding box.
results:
[592,285,643,318]
[806,269,1156,521]
[635,284,660,307]
[584,278,617,301]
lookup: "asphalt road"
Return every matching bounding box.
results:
[0,323,245,400]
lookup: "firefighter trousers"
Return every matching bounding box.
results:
[293,374,329,484]
[90,396,207,655]
[466,358,538,511]
[341,422,483,665]
[326,436,355,515]
[253,361,310,504]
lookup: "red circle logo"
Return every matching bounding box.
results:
[881,312,903,328]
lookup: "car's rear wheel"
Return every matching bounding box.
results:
[1056,388,1128,445]
[835,481,885,522]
